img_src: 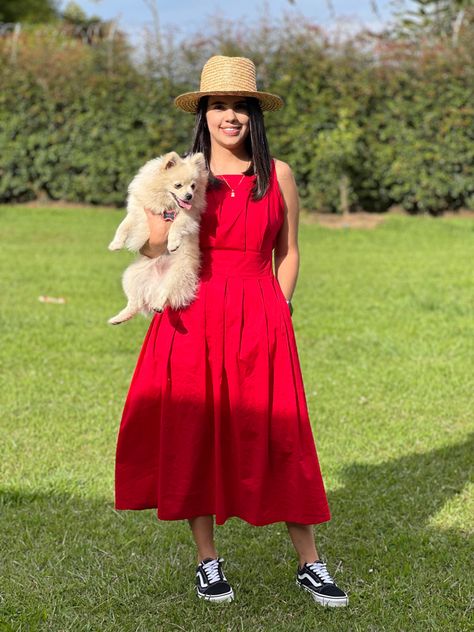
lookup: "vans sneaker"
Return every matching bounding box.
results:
[296,559,348,607]
[195,556,234,603]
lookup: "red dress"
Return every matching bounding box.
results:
[114,159,331,527]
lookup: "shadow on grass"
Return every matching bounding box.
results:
[1,434,472,630]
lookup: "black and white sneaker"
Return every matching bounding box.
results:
[195,557,235,603]
[296,559,348,607]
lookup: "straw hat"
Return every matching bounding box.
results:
[174,55,284,113]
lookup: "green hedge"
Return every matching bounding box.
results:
[1,21,473,212]
[0,28,191,205]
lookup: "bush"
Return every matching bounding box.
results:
[0,17,473,212]
[0,25,192,205]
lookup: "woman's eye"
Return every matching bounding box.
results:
[174,183,182,189]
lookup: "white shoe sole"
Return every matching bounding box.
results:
[296,579,348,607]
[196,587,235,603]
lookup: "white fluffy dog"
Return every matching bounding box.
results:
[108,151,208,324]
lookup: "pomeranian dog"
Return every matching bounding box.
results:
[108,151,208,324]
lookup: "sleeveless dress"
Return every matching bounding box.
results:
[114,159,331,527]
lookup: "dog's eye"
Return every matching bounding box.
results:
[174,183,182,189]
[191,183,196,190]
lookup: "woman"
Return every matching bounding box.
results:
[114,55,348,607]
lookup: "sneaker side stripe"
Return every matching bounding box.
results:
[197,571,208,588]
[299,572,323,587]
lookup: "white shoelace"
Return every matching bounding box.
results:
[306,561,334,584]
[202,557,223,584]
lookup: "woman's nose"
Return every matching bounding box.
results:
[223,108,238,120]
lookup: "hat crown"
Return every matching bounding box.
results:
[200,55,258,93]
[173,55,283,113]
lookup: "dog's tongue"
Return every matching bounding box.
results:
[178,199,192,210]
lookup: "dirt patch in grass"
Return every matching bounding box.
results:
[301,211,386,229]
[301,207,474,229]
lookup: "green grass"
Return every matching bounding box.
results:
[1,206,473,631]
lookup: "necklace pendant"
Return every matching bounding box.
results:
[231,190,235,197]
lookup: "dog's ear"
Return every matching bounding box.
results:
[189,152,206,171]
[161,151,181,170]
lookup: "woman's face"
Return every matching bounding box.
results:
[205,95,250,151]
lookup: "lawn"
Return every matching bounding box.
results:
[0,206,472,631]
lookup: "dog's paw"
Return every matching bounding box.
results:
[167,236,182,252]
[151,297,169,313]
[152,301,169,313]
[108,316,124,325]
[108,309,135,324]
[108,240,123,251]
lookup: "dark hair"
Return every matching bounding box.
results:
[189,96,272,201]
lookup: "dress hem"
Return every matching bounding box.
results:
[114,503,331,528]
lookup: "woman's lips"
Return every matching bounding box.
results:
[220,127,241,136]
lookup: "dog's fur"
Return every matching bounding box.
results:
[108,151,208,324]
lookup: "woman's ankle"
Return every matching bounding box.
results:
[197,550,218,563]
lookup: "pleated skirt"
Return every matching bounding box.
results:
[115,248,331,526]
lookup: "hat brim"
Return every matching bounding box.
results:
[174,90,284,113]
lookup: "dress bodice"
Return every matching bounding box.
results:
[199,159,284,254]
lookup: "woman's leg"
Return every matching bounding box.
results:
[188,515,218,563]
[287,521,349,605]
[285,522,320,567]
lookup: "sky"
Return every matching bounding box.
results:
[60,0,398,42]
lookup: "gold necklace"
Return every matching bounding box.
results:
[213,161,251,197]
[218,173,245,197]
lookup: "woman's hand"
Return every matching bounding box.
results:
[140,207,172,258]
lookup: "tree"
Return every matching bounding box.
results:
[0,0,59,23]
[60,1,114,45]
[392,0,474,45]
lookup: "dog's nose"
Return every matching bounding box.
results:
[185,193,193,201]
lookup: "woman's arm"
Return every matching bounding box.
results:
[273,159,300,303]
[140,240,168,258]
[139,207,172,258]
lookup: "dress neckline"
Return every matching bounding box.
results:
[213,158,275,178]
[213,158,275,177]
[214,173,251,177]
